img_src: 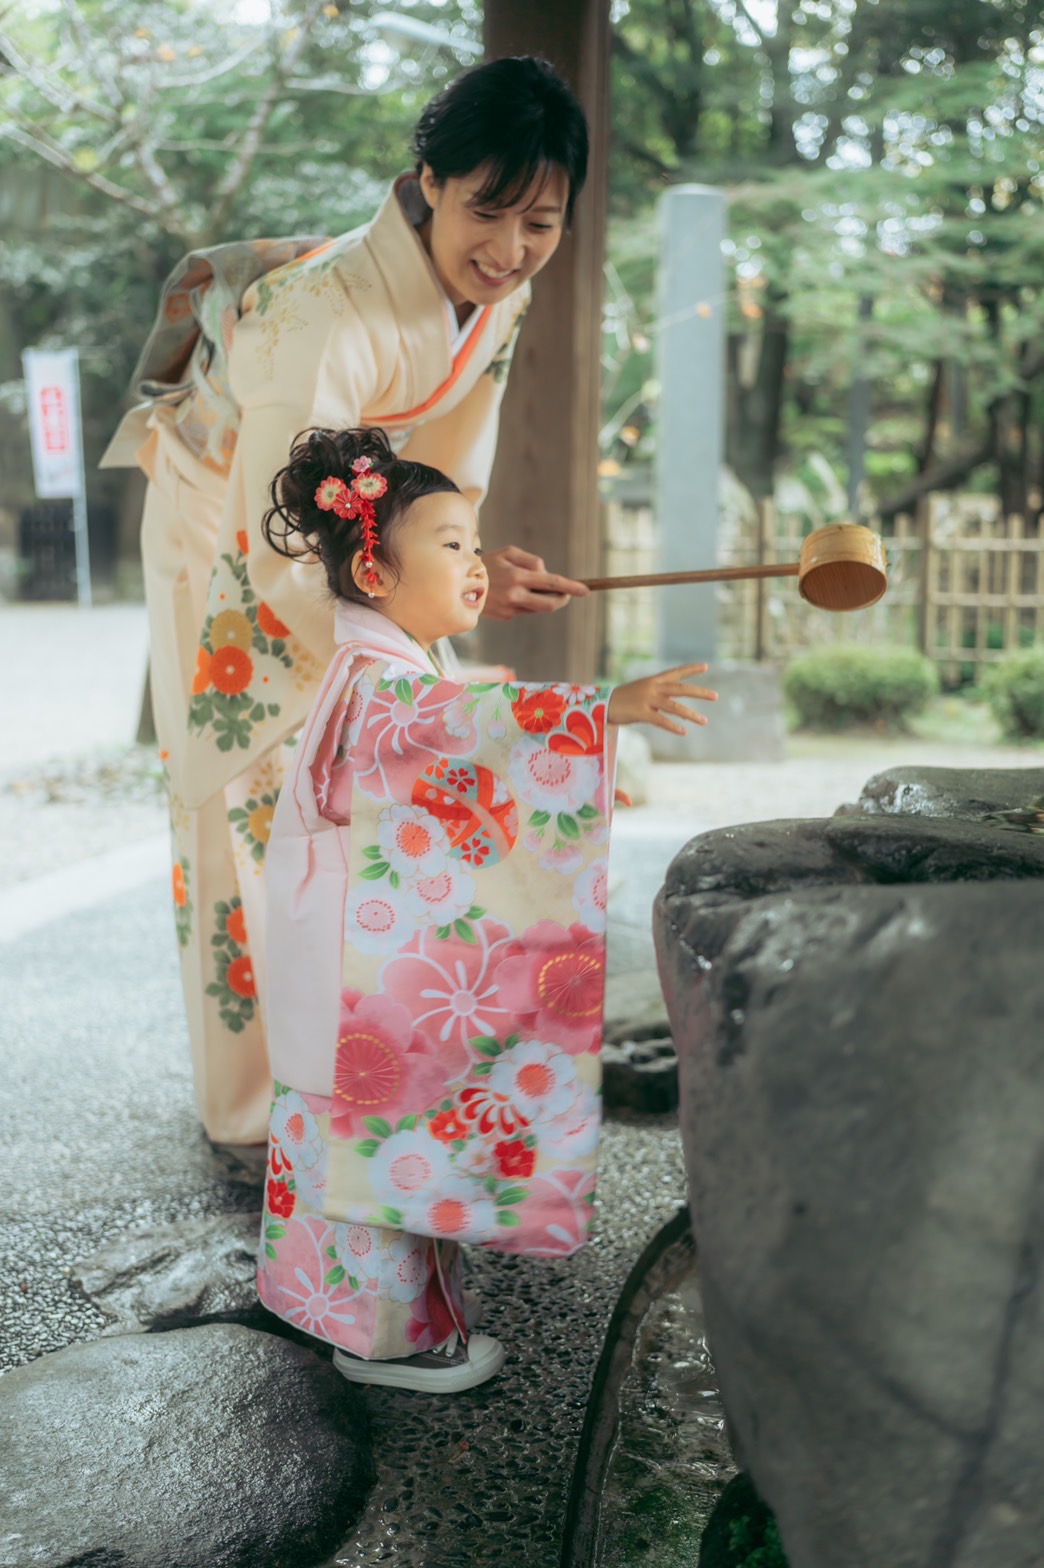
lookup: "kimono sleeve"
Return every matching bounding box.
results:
[341,666,616,1037]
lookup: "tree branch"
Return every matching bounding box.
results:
[0,121,165,225]
[59,0,124,113]
[0,23,118,123]
[731,0,767,45]
[208,0,329,236]
[879,440,994,519]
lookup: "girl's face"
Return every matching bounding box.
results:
[360,490,488,650]
[418,162,568,308]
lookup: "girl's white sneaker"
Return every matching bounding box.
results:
[333,1332,505,1393]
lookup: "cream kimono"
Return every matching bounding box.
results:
[103,177,530,1143]
[257,604,613,1358]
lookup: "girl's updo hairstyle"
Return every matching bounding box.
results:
[263,426,459,605]
[413,55,588,226]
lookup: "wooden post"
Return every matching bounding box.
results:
[915,498,932,660]
[754,497,770,662]
[479,0,610,680]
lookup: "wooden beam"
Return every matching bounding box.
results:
[480,0,610,681]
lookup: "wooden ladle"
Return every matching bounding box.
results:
[582,522,888,612]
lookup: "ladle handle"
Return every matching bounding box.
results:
[581,562,801,591]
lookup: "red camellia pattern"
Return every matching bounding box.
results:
[494,1139,536,1179]
[266,1178,295,1219]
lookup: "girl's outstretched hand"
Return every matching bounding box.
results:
[607,664,718,736]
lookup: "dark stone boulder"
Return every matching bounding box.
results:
[0,1324,372,1568]
[836,764,1044,822]
[654,789,1044,1568]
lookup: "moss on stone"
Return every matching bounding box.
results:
[698,1473,789,1568]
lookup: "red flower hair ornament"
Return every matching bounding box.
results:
[314,456,388,596]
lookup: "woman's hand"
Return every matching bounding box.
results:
[481,546,590,621]
[607,664,718,736]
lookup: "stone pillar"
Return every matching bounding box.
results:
[646,184,784,763]
[479,0,609,682]
[656,184,727,666]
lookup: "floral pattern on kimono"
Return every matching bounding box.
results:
[259,614,616,1343]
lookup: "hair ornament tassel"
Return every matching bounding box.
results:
[315,455,388,593]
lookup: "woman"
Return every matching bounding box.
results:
[102,56,590,1144]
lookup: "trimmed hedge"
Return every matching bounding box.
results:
[782,645,939,731]
[982,647,1044,739]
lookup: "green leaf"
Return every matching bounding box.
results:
[557,812,580,839]
[471,1061,493,1076]
[395,677,414,705]
[496,1209,522,1227]
[465,905,486,920]
[435,924,453,940]
[503,684,520,701]
[379,1205,404,1227]
[325,1264,346,1286]
[454,918,476,943]
[388,870,400,890]
[471,1036,502,1058]
[264,1242,277,1260]
[396,1114,418,1132]
[529,809,551,827]
[266,703,280,717]
[363,844,383,860]
[363,1116,393,1139]
[348,1275,360,1291]
[419,673,440,686]
[470,681,498,692]
[355,1139,380,1158]
[496,1186,528,1206]
[250,703,266,722]
[360,861,390,880]
[325,1245,337,1258]
[265,1221,286,1240]
[577,804,599,819]
[503,1033,520,1051]
[228,808,247,823]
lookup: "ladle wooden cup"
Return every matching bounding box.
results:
[581,522,888,612]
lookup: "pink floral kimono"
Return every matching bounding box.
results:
[258,604,614,1357]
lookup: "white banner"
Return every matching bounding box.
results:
[23,347,85,500]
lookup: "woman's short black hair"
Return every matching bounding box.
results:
[263,427,459,606]
[413,55,588,226]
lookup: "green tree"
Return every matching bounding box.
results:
[0,0,479,533]
[606,0,1044,522]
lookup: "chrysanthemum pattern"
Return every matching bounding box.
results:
[263,662,612,1269]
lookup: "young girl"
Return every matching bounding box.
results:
[257,427,717,1393]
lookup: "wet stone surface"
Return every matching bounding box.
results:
[655,775,1044,1568]
[599,1262,732,1568]
[0,1323,373,1568]
[71,1213,264,1335]
[838,763,1044,821]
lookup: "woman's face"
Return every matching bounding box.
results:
[418,162,568,308]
